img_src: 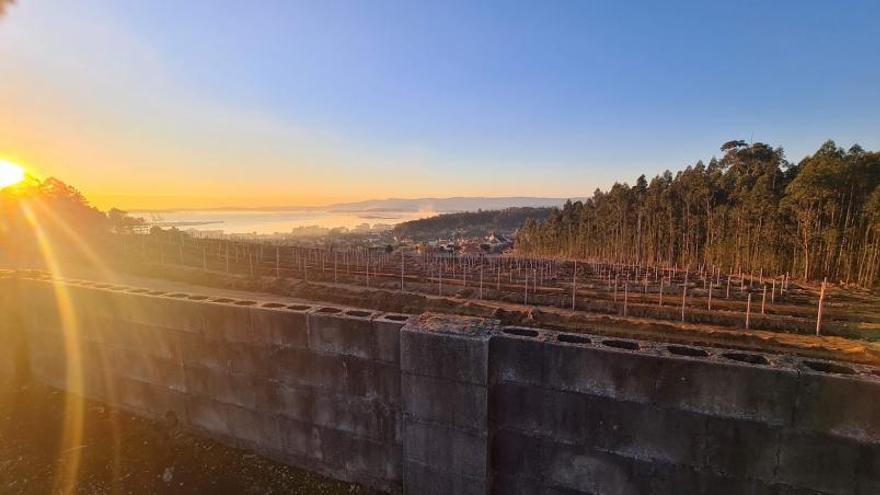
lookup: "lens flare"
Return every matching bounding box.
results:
[0,159,25,188]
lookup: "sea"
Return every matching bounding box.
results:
[129,208,434,235]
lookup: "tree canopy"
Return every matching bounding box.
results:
[517,140,880,286]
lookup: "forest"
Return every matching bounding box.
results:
[393,207,553,240]
[516,140,880,287]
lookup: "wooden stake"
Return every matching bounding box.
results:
[761,285,767,315]
[681,273,688,322]
[745,292,752,329]
[707,280,712,310]
[659,278,664,307]
[816,277,827,336]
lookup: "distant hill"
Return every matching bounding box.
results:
[327,196,576,213]
[393,207,555,240]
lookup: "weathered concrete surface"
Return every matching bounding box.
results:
[5,272,880,494]
[400,313,497,494]
[490,328,880,494]
[8,274,410,493]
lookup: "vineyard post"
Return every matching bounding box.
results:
[761,285,767,314]
[571,260,577,310]
[681,272,688,322]
[276,246,280,278]
[400,251,405,291]
[707,279,712,310]
[745,292,752,329]
[659,277,664,307]
[225,242,230,273]
[623,283,628,316]
[816,277,827,336]
[479,262,483,300]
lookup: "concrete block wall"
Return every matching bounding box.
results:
[490,327,880,494]
[6,273,880,494]
[0,273,28,381]
[12,275,411,493]
[400,313,497,494]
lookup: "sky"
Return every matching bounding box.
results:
[1,0,878,210]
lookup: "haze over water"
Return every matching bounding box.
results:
[131,208,432,234]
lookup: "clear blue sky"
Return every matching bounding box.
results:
[1,0,878,208]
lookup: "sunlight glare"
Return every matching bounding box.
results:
[0,159,25,189]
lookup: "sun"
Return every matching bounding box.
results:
[0,159,25,189]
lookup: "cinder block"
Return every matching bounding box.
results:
[403,459,487,495]
[541,441,650,495]
[542,343,660,406]
[794,371,880,443]
[364,360,401,404]
[643,462,783,495]
[177,332,232,371]
[225,404,280,452]
[78,339,116,371]
[283,351,399,403]
[775,431,859,494]
[402,330,490,385]
[490,335,545,386]
[227,343,273,378]
[113,323,180,361]
[492,473,580,495]
[857,444,880,494]
[253,308,308,348]
[275,383,315,422]
[319,427,401,483]
[147,296,206,334]
[203,302,260,343]
[312,394,398,444]
[371,315,407,364]
[491,382,707,468]
[702,416,780,481]
[114,349,185,391]
[491,428,544,480]
[115,376,188,420]
[402,373,487,430]
[279,416,323,461]
[28,346,66,389]
[116,323,167,357]
[652,357,798,426]
[308,310,376,360]
[404,417,486,478]
[183,366,258,408]
[186,395,231,438]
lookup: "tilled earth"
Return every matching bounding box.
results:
[0,379,383,494]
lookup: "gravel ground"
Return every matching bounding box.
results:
[0,379,384,494]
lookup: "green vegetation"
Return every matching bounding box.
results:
[517,140,880,286]
[393,207,553,240]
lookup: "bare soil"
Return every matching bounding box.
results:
[0,379,383,495]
